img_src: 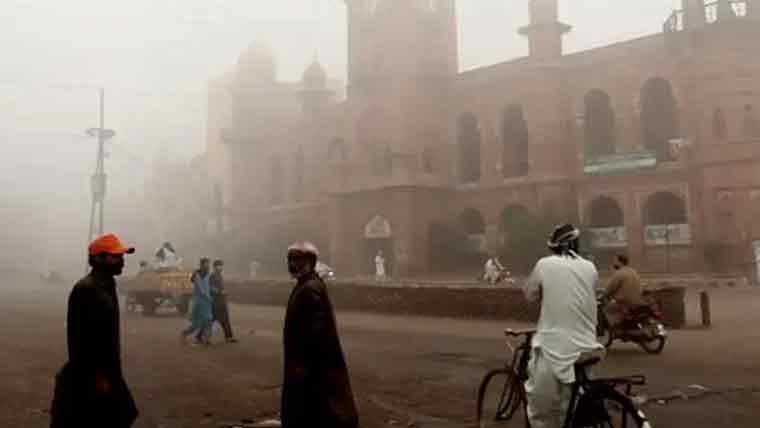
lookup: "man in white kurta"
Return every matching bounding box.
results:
[523,225,603,428]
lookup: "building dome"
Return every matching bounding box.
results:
[302,60,327,91]
[236,41,277,84]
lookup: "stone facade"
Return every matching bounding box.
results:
[208,1,760,278]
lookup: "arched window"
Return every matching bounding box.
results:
[643,191,689,246]
[743,104,760,139]
[712,107,728,141]
[500,104,530,178]
[644,192,687,225]
[588,196,626,251]
[293,146,304,202]
[640,78,680,160]
[584,89,617,159]
[457,112,482,183]
[589,196,624,228]
[270,155,284,205]
[460,208,486,253]
[328,138,348,164]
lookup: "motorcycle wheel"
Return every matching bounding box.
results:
[639,336,666,354]
[639,321,666,354]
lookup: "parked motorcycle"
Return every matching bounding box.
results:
[597,291,667,354]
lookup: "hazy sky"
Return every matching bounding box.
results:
[0,0,684,269]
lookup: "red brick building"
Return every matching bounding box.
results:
[208,1,760,278]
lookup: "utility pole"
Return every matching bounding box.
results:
[86,89,116,244]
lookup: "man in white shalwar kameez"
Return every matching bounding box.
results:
[523,224,603,428]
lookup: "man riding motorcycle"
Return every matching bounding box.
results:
[602,254,645,335]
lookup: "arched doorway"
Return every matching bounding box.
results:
[643,191,690,272]
[457,112,482,183]
[587,196,627,267]
[499,205,540,273]
[362,214,394,276]
[460,208,486,252]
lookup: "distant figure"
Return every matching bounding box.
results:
[483,255,505,285]
[50,234,139,428]
[210,259,237,344]
[374,250,386,280]
[181,258,213,346]
[138,261,150,274]
[281,242,359,428]
[249,260,261,279]
[154,242,181,270]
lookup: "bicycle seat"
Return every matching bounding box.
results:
[504,328,537,337]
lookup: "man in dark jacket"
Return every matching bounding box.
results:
[50,234,139,428]
[281,242,359,428]
[210,259,237,343]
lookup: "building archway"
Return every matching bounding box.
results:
[584,89,617,159]
[460,208,486,254]
[457,112,482,183]
[587,196,627,265]
[643,191,690,246]
[498,205,539,273]
[640,77,680,160]
[500,104,530,178]
[362,214,394,276]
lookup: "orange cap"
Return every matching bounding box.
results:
[88,234,135,256]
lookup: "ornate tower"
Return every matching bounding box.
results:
[298,59,332,119]
[518,0,572,60]
[344,0,458,96]
[683,0,707,29]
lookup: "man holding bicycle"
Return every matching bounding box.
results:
[523,224,604,428]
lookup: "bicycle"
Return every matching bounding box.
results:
[476,329,651,428]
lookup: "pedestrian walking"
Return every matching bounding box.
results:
[50,234,139,428]
[181,258,213,346]
[374,250,386,281]
[210,259,237,343]
[281,242,359,428]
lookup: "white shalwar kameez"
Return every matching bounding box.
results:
[523,253,603,428]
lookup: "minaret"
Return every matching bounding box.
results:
[298,59,332,118]
[683,0,707,29]
[518,0,571,60]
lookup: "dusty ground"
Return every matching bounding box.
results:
[2,275,760,428]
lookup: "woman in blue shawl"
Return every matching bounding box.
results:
[180,258,213,345]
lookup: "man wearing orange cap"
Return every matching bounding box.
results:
[50,234,139,428]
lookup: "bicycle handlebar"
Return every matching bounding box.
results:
[504,328,537,337]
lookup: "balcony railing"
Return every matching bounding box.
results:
[664,1,750,33]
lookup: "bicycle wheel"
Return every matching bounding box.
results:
[477,368,528,428]
[572,386,649,428]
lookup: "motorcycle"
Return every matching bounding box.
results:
[597,291,667,354]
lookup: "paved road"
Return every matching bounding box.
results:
[1,279,759,427]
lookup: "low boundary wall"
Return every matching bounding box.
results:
[226,280,687,329]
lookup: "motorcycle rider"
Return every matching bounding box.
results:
[523,224,603,428]
[603,254,645,334]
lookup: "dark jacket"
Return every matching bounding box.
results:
[281,272,358,428]
[50,271,138,428]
